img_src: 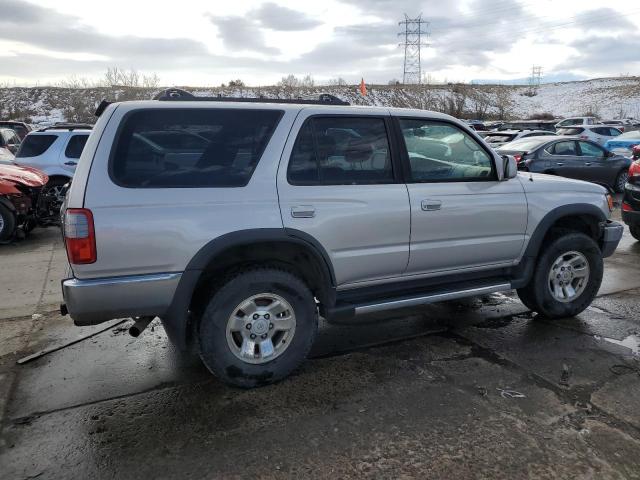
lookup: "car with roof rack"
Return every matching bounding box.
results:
[59,88,623,388]
[13,123,93,201]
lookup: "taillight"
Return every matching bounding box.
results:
[513,154,522,163]
[622,202,634,212]
[64,208,96,264]
[629,160,640,178]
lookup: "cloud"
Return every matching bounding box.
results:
[563,34,640,73]
[254,3,322,31]
[206,14,280,55]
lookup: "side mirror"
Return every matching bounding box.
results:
[607,150,615,158]
[499,155,518,180]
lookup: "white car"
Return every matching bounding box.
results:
[554,116,600,129]
[0,128,21,164]
[556,125,621,146]
[13,125,91,198]
[483,129,555,148]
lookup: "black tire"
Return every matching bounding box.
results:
[630,225,640,241]
[614,170,629,193]
[0,203,16,242]
[516,232,603,319]
[198,269,318,388]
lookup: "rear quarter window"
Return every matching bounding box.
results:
[111,108,282,188]
[16,135,58,157]
[64,135,89,159]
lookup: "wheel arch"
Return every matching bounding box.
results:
[162,228,335,349]
[512,204,606,288]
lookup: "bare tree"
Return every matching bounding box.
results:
[328,77,347,86]
[493,86,514,120]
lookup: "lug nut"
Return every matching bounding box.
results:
[269,323,274,329]
[261,334,267,339]
[264,314,270,320]
[246,324,252,330]
[253,314,259,320]
[250,333,256,339]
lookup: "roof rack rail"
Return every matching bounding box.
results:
[152,88,350,106]
[37,123,93,132]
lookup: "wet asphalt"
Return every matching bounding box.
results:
[1,218,640,479]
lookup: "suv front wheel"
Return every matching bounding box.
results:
[517,232,603,319]
[198,269,318,388]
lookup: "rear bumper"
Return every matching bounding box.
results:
[61,272,182,326]
[600,221,624,258]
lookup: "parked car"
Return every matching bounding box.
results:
[622,156,640,241]
[0,163,62,241]
[554,117,599,129]
[14,125,91,201]
[0,121,32,140]
[466,120,488,131]
[498,136,631,192]
[483,129,555,148]
[556,125,622,145]
[603,130,640,156]
[60,88,622,388]
[499,120,557,132]
[0,127,22,162]
[601,120,628,132]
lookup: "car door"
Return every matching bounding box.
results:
[277,111,410,286]
[577,140,613,185]
[543,140,581,178]
[396,117,527,274]
[59,134,89,174]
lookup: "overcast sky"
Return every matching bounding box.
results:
[0,0,639,86]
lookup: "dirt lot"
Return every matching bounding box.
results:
[1,220,640,479]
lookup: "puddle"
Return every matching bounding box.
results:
[594,334,640,356]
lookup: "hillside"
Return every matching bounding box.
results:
[2,76,640,126]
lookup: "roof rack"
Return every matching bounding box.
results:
[152,88,350,106]
[37,123,93,132]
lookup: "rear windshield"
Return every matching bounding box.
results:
[498,137,548,151]
[16,135,57,157]
[484,133,516,143]
[557,127,584,135]
[111,108,283,188]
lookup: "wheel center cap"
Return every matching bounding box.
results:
[253,318,268,335]
[562,271,571,281]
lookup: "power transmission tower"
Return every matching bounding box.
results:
[398,14,430,84]
[528,65,543,95]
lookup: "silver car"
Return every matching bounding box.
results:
[60,89,624,388]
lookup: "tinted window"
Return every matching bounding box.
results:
[112,109,282,188]
[578,141,604,157]
[608,128,621,136]
[400,119,494,182]
[288,116,393,185]
[64,135,89,159]
[550,141,577,155]
[16,135,57,157]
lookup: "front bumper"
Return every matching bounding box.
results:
[61,272,182,326]
[600,221,624,258]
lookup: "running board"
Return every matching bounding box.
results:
[327,282,512,324]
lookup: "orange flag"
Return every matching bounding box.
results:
[359,78,367,96]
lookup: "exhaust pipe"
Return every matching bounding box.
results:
[129,316,155,337]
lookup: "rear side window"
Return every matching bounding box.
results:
[111,108,282,188]
[16,135,57,157]
[64,135,89,159]
[288,116,394,185]
[549,141,577,155]
[557,127,583,135]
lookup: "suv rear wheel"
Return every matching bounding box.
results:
[517,232,603,319]
[630,225,640,241]
[198,269,318,388]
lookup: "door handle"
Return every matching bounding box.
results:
[421,199,442,211]
[64,161,77,166]
[291,205,315,218]
[585,162,592,166]
[556,162,564,166]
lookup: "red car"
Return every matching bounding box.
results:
[622,147,640,241]
[0,163,62,241]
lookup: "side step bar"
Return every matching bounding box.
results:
[327,282,512,323]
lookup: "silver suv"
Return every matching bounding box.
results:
[61,89,623,388]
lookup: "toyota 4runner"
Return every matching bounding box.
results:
[60,89,623,388]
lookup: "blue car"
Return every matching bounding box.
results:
[604,130,640,155]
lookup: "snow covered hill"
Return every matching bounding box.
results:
[2,76,640,126]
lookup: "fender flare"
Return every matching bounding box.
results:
[512,203,606,288]
[162,228,335,349]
